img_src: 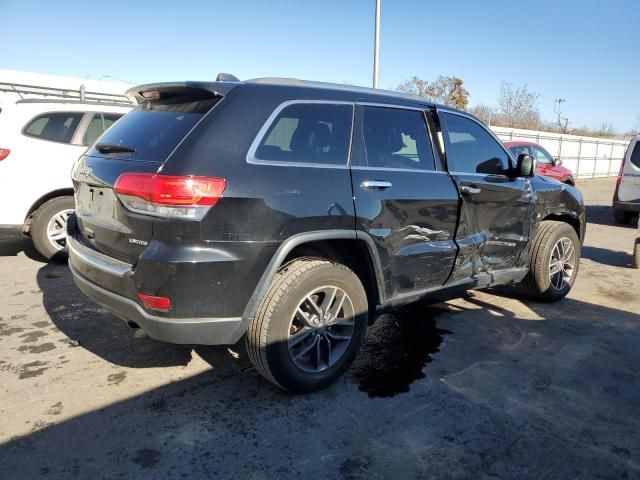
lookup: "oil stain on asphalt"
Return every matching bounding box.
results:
[349,302,451,398]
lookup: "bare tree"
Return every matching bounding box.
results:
[468,104,495,125]
[396,75,469,110]
[426,75,469,110]
[396,76,430,98]
[496,81,540,130]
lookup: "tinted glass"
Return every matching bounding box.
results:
[255,103,353,165]
[630,142,640,168]
[82,113,122,146]
[23,112,84,144]
[442,113,510,174]
[509,145,532,158]
[361,106,435,170]
[87,99,216,161]
[533,146,554,164]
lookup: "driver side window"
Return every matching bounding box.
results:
[442,113,510,175]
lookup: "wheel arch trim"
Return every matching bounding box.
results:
[241,230,385,325]
[24,188,75,230]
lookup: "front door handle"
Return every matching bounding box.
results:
[361,180,392,190]
[460,185,482,195]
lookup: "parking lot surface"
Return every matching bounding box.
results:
[0,178,638,479]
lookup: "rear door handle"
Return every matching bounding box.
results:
[460,185,481,195]
[361,180,392,190]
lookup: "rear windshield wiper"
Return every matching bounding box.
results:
[95,143,136,154]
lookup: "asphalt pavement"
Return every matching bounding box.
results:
[0,177,638,479]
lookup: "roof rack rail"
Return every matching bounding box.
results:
[0,81,134,105]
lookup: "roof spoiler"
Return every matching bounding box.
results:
[125,81,239,104]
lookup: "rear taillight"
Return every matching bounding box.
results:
[114,173,226,219]
[138,293,171,312]
[616,157,625,185]
[0,149,10,161]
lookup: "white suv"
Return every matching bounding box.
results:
[613,134,640,224]
[0,81,132,259]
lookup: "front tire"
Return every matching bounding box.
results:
[30,196,75,261]
[520,221,581,302]
[246,257,368,393]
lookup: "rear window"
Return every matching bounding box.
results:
[86,96,218,162]
[630,141,640,169]
[23,112,84,144]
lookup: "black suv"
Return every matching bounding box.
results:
[68,77,585,392]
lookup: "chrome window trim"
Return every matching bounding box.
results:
[448,171,510,178]
[246,100,355,168]
[351,165,449,174]
[439,109,516,171]
[356,101,430,112]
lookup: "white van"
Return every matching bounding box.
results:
[613,134,640,224]
[0,71,133,259]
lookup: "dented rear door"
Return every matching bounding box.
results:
[439,110,535,280]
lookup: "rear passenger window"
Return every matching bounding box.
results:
[442,113,510,175]
[361,106,435,170]
[630,142,640,169]
[23,112,84,144]
[254,103,353,165]
[82,113,122,146]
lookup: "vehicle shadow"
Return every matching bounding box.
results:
[2,291,639,479]
[585,204,638,228]
[581,245,634,268]
[0,231,46,262]
[35,264,196,368]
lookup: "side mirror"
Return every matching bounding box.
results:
[517,153,535,177]
[554,158,563,166]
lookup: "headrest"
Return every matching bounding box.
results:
[290,122,331,153]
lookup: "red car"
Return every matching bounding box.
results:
[503,141,575,185]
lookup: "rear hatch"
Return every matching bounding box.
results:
[72,84,225,264]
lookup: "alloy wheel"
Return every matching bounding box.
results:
[46,209,74,251]
[548,236,576,291]
[287,285,355,373]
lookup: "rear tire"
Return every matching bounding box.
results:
[520,221,581,302]
[613,208,632,225]
[246,257,368,393]
[31,196,75,261]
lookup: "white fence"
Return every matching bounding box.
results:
[490,126,629,179]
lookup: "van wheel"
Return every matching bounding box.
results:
[613,208,632,225]
[31,196,75,261]
[246,257,368,393]
[520,221,581,302]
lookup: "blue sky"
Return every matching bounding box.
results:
[2,0,638,131]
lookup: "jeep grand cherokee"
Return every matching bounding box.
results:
[68,77,585,393]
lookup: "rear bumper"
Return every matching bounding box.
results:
[68,232,248,345]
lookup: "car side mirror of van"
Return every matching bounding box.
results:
[517,153,535,177]
[554,157,563,166]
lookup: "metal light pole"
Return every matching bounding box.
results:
[373,0,380,88]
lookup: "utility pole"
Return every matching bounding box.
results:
[554,98,566,130]
[373,0,380,88]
